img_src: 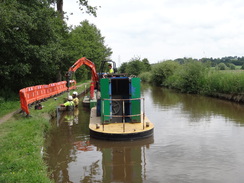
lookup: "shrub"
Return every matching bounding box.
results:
[215,63,228,70]
[229,63,236,70]
[167,61,209,93]
[139,72,152,83]
[150,61,180,86]
[125,57,149,76]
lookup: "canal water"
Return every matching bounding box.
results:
[44,84,244,183]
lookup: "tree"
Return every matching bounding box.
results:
[0,1,111,99]
[151,60,180,86]
[0,0,67,95]
[142,58,151,71]
[125,57,146,76]
[49,0,99,18]
[62,20,112,81]
[119,62,128,73]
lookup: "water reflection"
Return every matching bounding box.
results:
[45,85,244,183]
[45,105,154,183]
[45,106,91,182]
[142,84,244,125]
[56,108,80,127]
[89,137,154,183]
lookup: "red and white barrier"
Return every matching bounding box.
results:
[19,80,76,115]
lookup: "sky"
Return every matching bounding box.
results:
[63,0,244,65]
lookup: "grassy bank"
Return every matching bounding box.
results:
[0,100,20,117]
[0,81,89,183]
[139,61,244,99]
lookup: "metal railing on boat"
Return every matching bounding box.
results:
[101,98,146,132]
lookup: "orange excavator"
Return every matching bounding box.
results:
[66,57,99,99]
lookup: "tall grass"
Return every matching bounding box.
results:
[203,71,244,94]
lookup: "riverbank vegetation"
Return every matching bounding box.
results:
[0,82,88,183]
[120,57,244,100]
[0,1,106,182]
[0,0,111,101]
[1,0,244,181]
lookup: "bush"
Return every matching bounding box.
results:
[150,61,180,86]
[139,72,152,83]
[166,61,209,93]
[229,63,236,70]
[125,58,146,76]
[215,63,228,70]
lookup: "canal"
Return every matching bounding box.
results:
[44,84,244,183]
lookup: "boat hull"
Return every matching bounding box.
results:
[90,128,154,141]
[89,107,154,141]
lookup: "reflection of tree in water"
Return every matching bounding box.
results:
[81,160,102,183]
[150,86,181,107]
[45,124,75,182]
[143,84,244,124]
[44,108,88,182]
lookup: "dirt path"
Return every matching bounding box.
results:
[0,110,19,125]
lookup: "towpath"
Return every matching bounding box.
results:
[0,110,19,125]
[0,82,89,125]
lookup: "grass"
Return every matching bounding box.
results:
[0,100,20,118]
[204,71,244,94]
[0,81,89,183]
[0,117,52,183]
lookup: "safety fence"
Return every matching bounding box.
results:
[19,80,76,115]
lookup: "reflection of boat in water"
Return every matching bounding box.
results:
[90,135,154,148]
[89,73,154,140]
[89,136,154,183]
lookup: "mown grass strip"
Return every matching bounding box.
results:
[0,117,52,183]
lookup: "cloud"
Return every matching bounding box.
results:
[64,0,244,64]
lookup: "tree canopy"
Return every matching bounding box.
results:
[0,0,111,99]
[119,57,151,76]
[62,20,112,81]
[49,0,99,18]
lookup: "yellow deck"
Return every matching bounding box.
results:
[89,107,154,134]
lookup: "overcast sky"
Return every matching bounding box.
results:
[63,0,244,65]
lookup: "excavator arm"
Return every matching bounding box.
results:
[66,57,98,99]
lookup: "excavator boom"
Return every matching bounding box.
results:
[67,57,98,99]
[68,57,98,82]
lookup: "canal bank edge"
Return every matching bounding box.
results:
[208,93,244,103]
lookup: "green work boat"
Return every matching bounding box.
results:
[89,74,154,141]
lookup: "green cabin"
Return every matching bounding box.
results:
[98,77,141,123]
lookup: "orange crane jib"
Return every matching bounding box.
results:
[68,57,98,99]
